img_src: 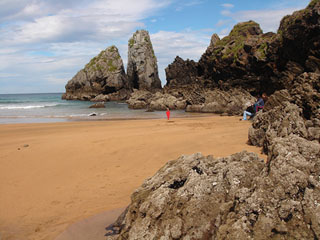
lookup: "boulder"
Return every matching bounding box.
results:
[126,90,153,109]
[127,30,161,91]
[63,46,129,101]
[89,102,105,108]
[126,90,186,111]
[184,88,255,115]
[248,102,309,150]
[91,94,110,102]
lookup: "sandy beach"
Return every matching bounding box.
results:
[0,116,266,240]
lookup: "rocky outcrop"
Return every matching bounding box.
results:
[62,46,129,101]
[165,56,198,87]
[184,88,255,115]
[248,71,320,150]
[126,87,255,114]
[165,1,320,96]
[197,21,276,93]
[126,90,186,110]
[127,30,161,91]
[107,136,320,239]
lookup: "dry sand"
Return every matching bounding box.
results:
[0,116,266,240]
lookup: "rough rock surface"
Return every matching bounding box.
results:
[126,90,186,110]
[126,87,254,114]
[62,46,129,101]
[184,88,255,115]
[165,56,198,87]
[89,102,105,108]
[249,72,320,149]
[127,30,161,91]
[107,139,320,239]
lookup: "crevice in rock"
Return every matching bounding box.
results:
[271,228,287,235]
[282,213,293,223]
[192,166,203,175]
[169,179,187,189]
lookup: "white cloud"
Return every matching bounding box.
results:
[1,0,171,46]
[221,10,232,16]
[215,19,232,27]
[227,7,303,33]
[0,0,172,93]
[175,0,203,11]
[221,3,234,8]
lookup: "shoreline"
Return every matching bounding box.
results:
[0,115,266,240]
[0,110,214,125]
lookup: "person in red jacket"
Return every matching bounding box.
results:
[166,108,170,120]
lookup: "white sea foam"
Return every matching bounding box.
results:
[0,103,59,110]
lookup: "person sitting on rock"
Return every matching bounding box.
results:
[242,93,267,120]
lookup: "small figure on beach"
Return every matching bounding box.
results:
[166,108,170,120]
[242,93,268,120]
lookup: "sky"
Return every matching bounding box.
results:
[0,0,310,94]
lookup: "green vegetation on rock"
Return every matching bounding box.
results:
[129,38,135,48]
[308,0,319,8]
[107,59,117,72]
[257,42,268,60]
[108,45,117,52]
[212,21,262,62]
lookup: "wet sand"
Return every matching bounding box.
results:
[0,116,265,240]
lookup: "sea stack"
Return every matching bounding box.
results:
[127,30,161,91]
[62,46,129,101]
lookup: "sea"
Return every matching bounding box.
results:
[0,93,195,124]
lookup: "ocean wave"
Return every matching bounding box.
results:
[0,103,60,110]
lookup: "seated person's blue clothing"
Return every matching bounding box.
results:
[243,98,265,120]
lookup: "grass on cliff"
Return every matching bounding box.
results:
[107,59,117,72]
[308,0,319,8]
[212,21,261,62]
[129,38,135,48]
[256,42,268,60]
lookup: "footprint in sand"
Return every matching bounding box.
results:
[51,200,61,205]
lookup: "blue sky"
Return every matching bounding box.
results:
[0,0,310,93]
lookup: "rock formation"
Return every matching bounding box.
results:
[126,90,186,111]
[105,2,320,239]
[249,72,320,151]
[62,46,130,101]
[127,30,161,91]
[165,56,198,87]
[106,141,319,239]
[126,87,255,114]
[161,0,320,114]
